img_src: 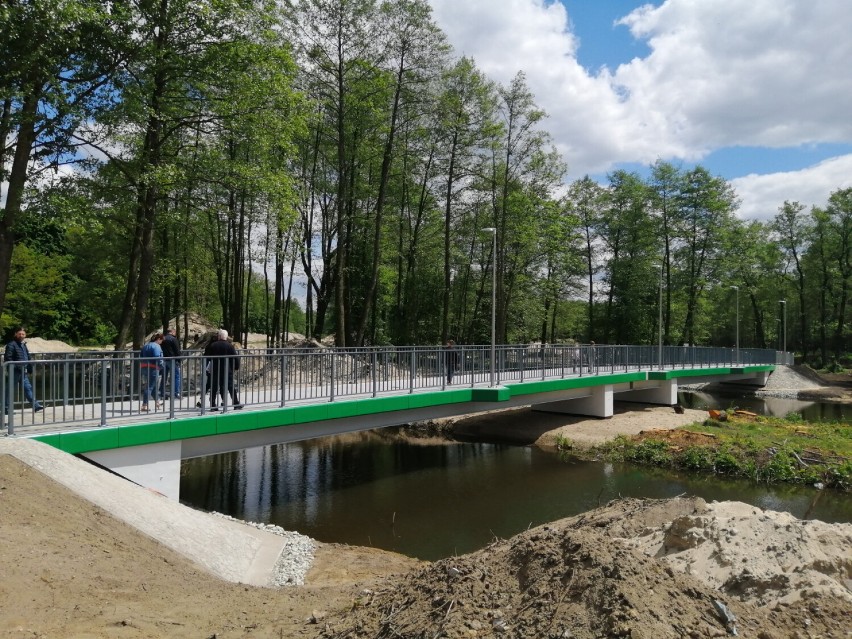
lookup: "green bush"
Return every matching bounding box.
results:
[763,450,797,482]
[713,448,741,474]
[679,446,712,471]
[626,440,671,466]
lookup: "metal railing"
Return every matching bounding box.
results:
[1,343,783,434]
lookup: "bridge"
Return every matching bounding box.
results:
[2,343,786,499]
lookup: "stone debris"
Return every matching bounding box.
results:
[211,512,317,587]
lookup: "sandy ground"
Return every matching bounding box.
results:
[440,402,708,448]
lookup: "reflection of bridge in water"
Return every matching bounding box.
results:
[3,343,785,499]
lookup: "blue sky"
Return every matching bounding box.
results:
[428,0,852,220]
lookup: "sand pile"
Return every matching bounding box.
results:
[626,500,852,607]
[320,497,852,639]
[759,366,824,391]
[24,337,77,353]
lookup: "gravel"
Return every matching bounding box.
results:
[681,365,824,399]
[212,512,317,586]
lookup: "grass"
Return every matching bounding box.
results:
[590,414,852,490]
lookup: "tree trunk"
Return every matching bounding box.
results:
[0,87,40,320]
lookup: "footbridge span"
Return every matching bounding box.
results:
[2,343,786,499]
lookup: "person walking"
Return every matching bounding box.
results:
[139,333,164,412]
[203,329,242,411]
[159,327,182,399]
[445,339,460,385]
[4,326,43,413]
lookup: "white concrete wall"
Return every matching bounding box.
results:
[83,440,182,501]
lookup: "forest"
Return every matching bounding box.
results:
[1,0,851,367]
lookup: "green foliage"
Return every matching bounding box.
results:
[590,416,851,490]
[712,447,741,474]
[625,440,672,465]
[681,446,713,470]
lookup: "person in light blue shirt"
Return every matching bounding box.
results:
[139,333,164,411]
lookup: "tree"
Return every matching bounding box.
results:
[0,1,118,322]
[773,201,812,357]
[488,72,564,343]
[648,160,682,344]
[674,167,737,345]
[433,57,498,343]
[566,177,606,342]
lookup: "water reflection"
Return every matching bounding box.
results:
[679,390,850,421]
[181,430,852,561]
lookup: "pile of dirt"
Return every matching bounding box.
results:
[23,337,78,353]
[634,428,720,447]
[319,497,852,639]
[760,366,824,391]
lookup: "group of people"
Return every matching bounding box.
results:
[5,330,492,414]
[138,327,242,412]
[3,325,245,416]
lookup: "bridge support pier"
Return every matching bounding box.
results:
[618,380,678,406]
[730,371,770,386]
[82,441,182,501]
[532,384,614,418]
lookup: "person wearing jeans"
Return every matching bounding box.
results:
[139,333,164,411]
[4,326,43,413]
[159,327,182,398]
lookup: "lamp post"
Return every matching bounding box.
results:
[655,265,663,369]
[482,227,497,386]
[780,300,787,362]
[730,285,739,363]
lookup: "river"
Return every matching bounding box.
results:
[180,391,851,561]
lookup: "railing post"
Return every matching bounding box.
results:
[199,357,207,414]
[371,349,377,398]
[100,362,108,427]
[7,366,15,435]
[329,350,336,402]
[280,353,287,406]
[1,364,6,435]
[63,355,70,407]
[409,348,415,394]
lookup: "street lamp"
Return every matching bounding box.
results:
[482,227,497,386]
[730,285,739,363]
[780,300,787,362]
[655,265,663,369]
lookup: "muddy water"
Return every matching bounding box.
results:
[180,428,851,561]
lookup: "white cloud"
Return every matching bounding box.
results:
[614,0,852,151]
[428,0,852,194]
[732,155,852,221]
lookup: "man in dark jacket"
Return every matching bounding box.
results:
[159,327,182,398]
[203,329,242,410]
[4,326,43,412]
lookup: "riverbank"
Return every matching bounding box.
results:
[3,445,850,638]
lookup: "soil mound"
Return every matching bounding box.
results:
[23,337,77,353]
[320,497,852,639]
[761,365,824,391]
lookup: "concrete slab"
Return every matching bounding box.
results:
[0,438,286,586]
